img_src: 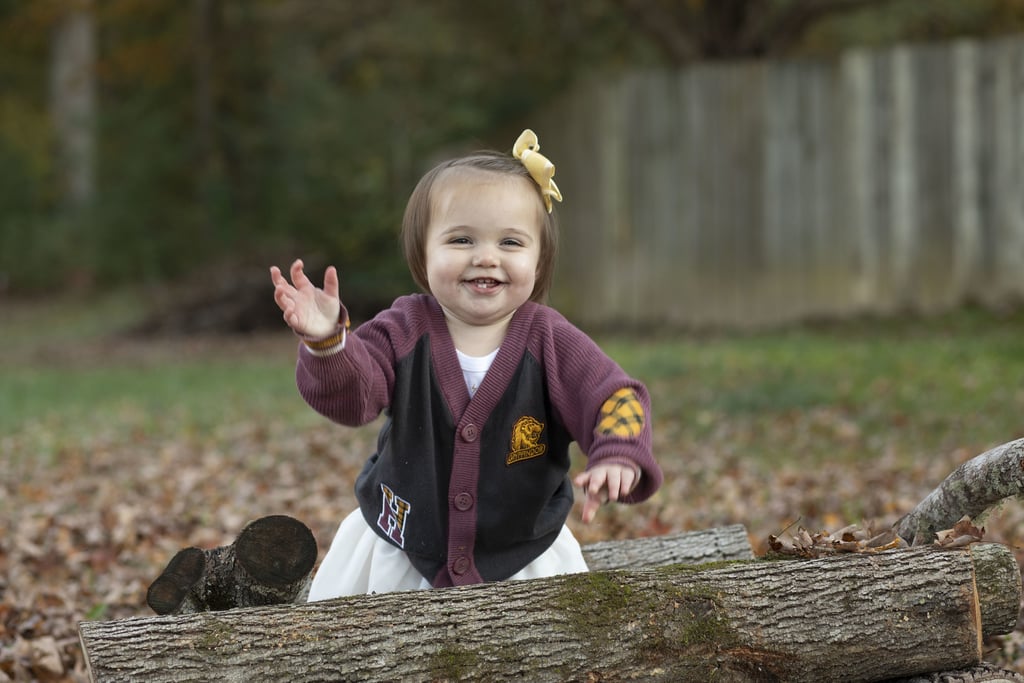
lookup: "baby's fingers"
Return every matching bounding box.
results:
[575,471,607,524]
[603,468,623,503]
[573,471,603,500]
[615,467,638,500]
[289,259,313,290]
[580,494,601,524]
[270,269,294,309]
[323,265,340,300]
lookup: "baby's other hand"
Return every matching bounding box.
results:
[269,259,342,338]
[573,463,639,524]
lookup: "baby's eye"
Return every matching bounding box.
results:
[501,238,523,247]
[448,236,471,245]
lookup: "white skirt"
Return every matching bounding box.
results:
[307,509,589,601]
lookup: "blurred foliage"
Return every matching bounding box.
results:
[801,0,1024,51]
[1,0,1023,302]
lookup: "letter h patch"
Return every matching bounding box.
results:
[377,483,412,548]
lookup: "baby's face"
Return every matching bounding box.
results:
[424,170,543,330]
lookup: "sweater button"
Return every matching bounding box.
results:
[454,492,474,511]
[452,556,471,575]
[461,423,478,441]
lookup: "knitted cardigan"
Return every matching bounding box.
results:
[295,294,662,586]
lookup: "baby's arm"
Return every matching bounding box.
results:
[274,258,390,426]
[573,463,640,524]
[542,312,663,522]
[270,259,343,339]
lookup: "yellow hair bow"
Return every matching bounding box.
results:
[512,129,562,213]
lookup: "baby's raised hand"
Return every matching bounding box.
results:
[270,259,342,338]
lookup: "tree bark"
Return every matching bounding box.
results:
[146,515,317,614]
[895,438,1024,545]
[582,523,753,570]
[891,662,1024,682]
[50,0,96,212]
[81,543,1019,683]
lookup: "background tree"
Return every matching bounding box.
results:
[1,0,1023,304]
[613,0,901,63]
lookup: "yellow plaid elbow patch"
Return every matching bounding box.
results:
[595,388,645,438]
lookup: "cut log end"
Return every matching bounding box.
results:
[235,514,317,586]
[146,546,206,615]
[971,543,1023,638]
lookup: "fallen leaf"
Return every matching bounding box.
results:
[934,516,985,549]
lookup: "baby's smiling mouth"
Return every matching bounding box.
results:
[465,278,503,289]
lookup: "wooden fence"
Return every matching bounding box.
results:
[537,36,1024,330]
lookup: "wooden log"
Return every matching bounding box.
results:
[896,438,1024,545]
[891,662,1024,683]
[582,523,753,570]
[146,520,752,615]
[79,543,1020,683]
[146,515,317,614]
[970,542,1023,640]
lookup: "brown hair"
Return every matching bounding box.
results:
[401,151,559,303]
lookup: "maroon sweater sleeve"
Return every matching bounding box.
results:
[532,308,662,503]
[295,297,425,427]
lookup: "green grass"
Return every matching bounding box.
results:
[0,292,319,460]
[2,359,306,434]
[2,289,147,350]
[602,307,1024,463]
[3,294,1023,467]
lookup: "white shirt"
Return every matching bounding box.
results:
[456,347,499,397]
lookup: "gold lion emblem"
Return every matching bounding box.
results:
[507,416,547,465]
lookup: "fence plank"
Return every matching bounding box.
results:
[952,40,983,301]
[545,37,1024,329]
[992,39,1024,301]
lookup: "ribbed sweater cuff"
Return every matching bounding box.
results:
[299,310,350,357]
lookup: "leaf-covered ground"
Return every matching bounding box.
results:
[3,301,1024,681]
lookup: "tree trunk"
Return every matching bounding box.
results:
[895,438,1024,545]
[50,0,96,212]
[146,515,317,614]
[81,543,1020,683]
[191,0,227,245]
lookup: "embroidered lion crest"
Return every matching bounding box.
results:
[507,416,547,465]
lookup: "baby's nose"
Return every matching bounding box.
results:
[471,247,499,267]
